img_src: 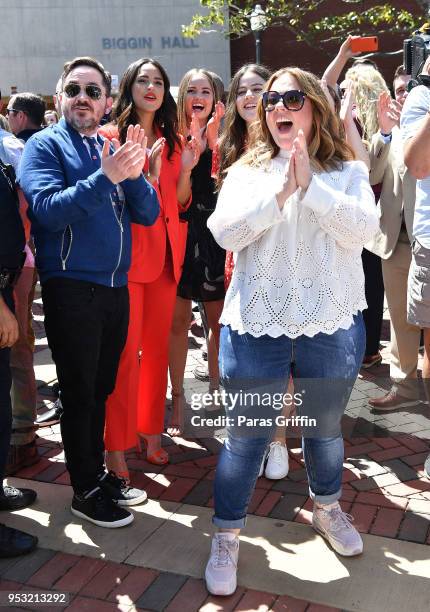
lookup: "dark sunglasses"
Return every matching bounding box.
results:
[262,90,306,112]
[63,83,103,100]
[5,108,24,116]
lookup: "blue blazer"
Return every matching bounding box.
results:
[19,118,159,287]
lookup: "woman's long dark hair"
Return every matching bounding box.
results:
[217,63,270,187]
[113,58,180,159]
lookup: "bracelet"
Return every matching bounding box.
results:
[145,172,158,184]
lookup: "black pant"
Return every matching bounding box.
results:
[362,248,385,356]
[41,278,129,494]
[0,287,14,488]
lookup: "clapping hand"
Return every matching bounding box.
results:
[206,101,225,150]
[101,124,147,183]
[181,136,200,173]
[189,112,206,153]
[339,82,355,125]
[377,92,401,134]
[148,137,165,181]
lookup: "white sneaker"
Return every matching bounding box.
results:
[258,450,267,477]
[264,442,289,480]
[312,502,363,556]
[205,532,239,596]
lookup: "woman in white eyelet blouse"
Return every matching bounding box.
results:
[203,67,379,597]
[210,151,377,338]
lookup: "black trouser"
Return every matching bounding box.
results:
[0,287,14,489]
[41,278,129,494]
[362,248,385,356]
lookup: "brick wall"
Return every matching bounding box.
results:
[230,0,423,87]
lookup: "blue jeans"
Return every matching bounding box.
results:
[213,314,365,529]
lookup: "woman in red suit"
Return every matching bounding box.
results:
[101,58,199,475]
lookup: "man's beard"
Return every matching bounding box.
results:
[69,116,98,132]
[64,108,99,133]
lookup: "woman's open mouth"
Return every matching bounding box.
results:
[276,118,293,134]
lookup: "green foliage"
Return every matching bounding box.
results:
[308,5,422,41]
[182,1,426,45]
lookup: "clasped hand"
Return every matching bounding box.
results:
[101,124,147,183]
[277,130,311,208]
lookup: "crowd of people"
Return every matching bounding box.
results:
[1,34,430,596]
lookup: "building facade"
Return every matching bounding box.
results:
[0,0,230,96]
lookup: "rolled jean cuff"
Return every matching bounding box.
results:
[11,429,36,446]
[308,488,341,505]
[212,514,247,529]
[10,431,36,446]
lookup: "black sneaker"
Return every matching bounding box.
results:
[425,454,430,480]
[71,487,134,528]
[0,524,38,557]
[0,486,37,511]
[98,471,147,506]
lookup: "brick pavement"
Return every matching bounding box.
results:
[2,295,428,610]
[0,549,337,612]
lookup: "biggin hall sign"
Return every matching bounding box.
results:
[102,36,200,50]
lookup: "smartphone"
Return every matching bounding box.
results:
[350,36,379,53]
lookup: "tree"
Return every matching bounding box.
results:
[182,1,426,47]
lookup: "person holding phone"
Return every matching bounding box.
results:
[323,35,377,92]
[204,67,379,596]
[324,41,390,368]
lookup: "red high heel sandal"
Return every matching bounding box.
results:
[137,435,169,466]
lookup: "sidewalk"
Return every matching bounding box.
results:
[1,295,429,611]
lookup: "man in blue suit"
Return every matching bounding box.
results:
[20,57,159,528]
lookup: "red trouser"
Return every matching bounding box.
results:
[105,260,177,450]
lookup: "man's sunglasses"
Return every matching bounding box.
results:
[262,90,306,112]
[5,108,25,116]
[63,83,103,100]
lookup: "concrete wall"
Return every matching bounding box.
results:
[0,0,230,96]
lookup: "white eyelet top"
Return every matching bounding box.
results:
[207,154,379,338]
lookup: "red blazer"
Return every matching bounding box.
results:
[99,124,190,284]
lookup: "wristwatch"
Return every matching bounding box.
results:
[0,270,12,289]
[0,268,20,289]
